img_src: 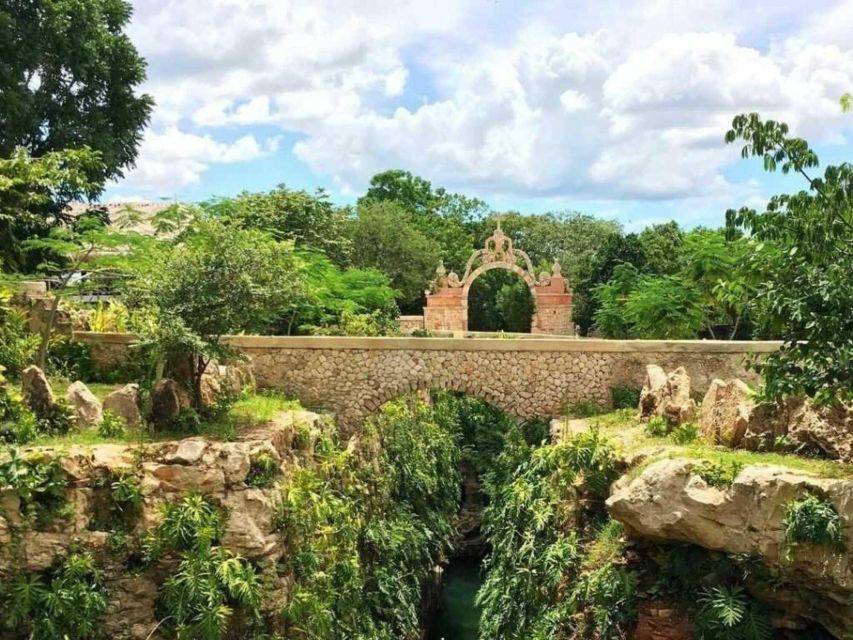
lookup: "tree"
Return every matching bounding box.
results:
[638,221,684,275]
[0,0,153,185]
[202,186,352,264]
[592,263,641,339]
[623,275,706,339]
[127,219,302,406]
[349,200,440,311]
[0,147,103,271]
[359,170,479,272]
[725,113,853,403]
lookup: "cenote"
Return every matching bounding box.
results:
[428,558,483,640]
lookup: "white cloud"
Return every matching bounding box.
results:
[118,128,276,192]
[117,0,853,206]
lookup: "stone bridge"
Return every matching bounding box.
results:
[229,336,779,430]
[79,333,779,430]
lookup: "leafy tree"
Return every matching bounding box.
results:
[0,0,153,185]
[0,147,103,271]
[623,275,707,339]
[202,186,352,263]
[127,218,302,406]
[638,221,684,275]
[725,113,853,403]
[592,263,641,339]
[349,200,440,311]
[359,169,479,272]
[468,269,534,333]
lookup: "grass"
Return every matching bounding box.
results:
[29,390,303,448]
[579,410,853,481]
[48,377,122,402]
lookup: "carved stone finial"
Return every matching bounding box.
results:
[435,260,446,277]
[551,259,562,277]
[448,271,460,286]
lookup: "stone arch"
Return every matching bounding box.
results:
[422,220,574,335]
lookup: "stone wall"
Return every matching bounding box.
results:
[75,334,777,430]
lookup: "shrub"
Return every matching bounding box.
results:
[564,399,603,418]
[0,550,108,639]
[695,460,744,489]
[696,585,772,640]
[246,450,279,488]
[611,386,640,410]
[143,494,263,640]
[0,289,39,375]
[783,493,845,552]
[0,367,39,444]
[0,449,70,527]
[45,335,96,381]
[98,410,127,438]
[37,398,76,437]
[171,406,203,434]
[644,415,669,437]
[670,421,699,444]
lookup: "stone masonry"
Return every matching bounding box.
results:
[76,333,778,431]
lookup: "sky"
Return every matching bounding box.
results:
[103,0,853,230]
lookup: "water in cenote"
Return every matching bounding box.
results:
[428,558,483,640]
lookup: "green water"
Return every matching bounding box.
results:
[428,559,482,640]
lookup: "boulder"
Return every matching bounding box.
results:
[65,381,103,427]
[199,372,222,408]
[150,379,190,428]
[638,365,695,426]
[607,459,853,637]
[698,378,755,447]
[103,384,142,427]
[21,365,55,418]
[743,397,853,464]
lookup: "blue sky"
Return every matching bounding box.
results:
[105,0,853,230]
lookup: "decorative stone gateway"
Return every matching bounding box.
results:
[423,220,574,334]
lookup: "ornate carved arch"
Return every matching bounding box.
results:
[422,221,574,335]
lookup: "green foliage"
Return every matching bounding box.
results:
[644,415,669,437]
[695,460,744,488]
[246,451,279,488]
[725,113,853,403]
[127,217,302,406]
[307,308,399,337]
[349,200,441,309]
[143,494,262,639]
[468,269,535,333]
[696,586,772,640]
[564,399,604,418]
[0,367,39,444]
[45,335,95,381]
[203,185,352,261]
[783,493,845,552]
[0,147,104,271]
[638,221,684,275]
[611,386,640,410]
[670,422,699,445]
[90,469,142,531]
[275,397,460,639]
[0,449,69,527]
[98,410,127,439]
[623,275,707,339]
[0,550,108,639]
[477,428,626,639]
[0,288,38,374]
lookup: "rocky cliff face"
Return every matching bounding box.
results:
[607,459,853,638]
[0,410,324,640]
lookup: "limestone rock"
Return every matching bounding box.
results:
[607,459,853,637]
[638,365,695,426]
[151,379,189,427]
[787,399,853,464]
[199,372,222,408]
[699,378,755,447]
[65,381,103,427]
[103,384,142,427]
[21,365,55,418]
[166,438,208,465]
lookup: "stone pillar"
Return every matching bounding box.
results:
[423,286,466,332]
[532,274,573,335]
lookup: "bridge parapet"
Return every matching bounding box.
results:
[76,334,780,431]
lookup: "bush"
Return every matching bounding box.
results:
[172,406,203,434]
[0,367,39,444]
[670,422,699,444]
[0,449,70,527]
[611,386,640,410]
[644,415,669,437]
[98,410,127,438]
[45,335,96,381]
[695,460,744,488]
[564,399,603,418]
[783,493,845,552]
[246,450,279,488]
[0,550,108,639]
[0,289,39,375]
[696,585,772,640]
[37,397,76,437]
